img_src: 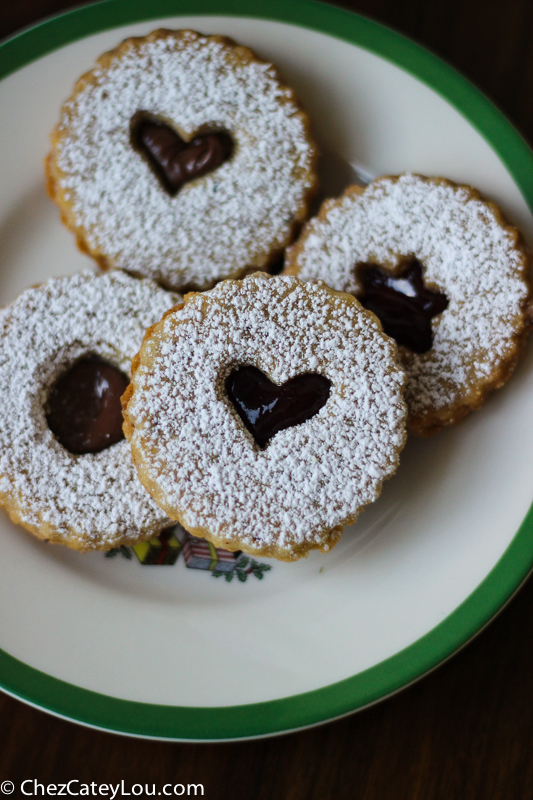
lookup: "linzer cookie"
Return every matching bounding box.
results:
[0,270,179,551]
[46,29,318,292]
[122,273,407,561]
[285,174,532,435]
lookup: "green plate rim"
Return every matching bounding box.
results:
[1,0,533,740]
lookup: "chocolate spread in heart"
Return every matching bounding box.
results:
[226,365,331,448]
[133,118,233,195]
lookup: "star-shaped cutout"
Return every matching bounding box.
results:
[357,257,448,353]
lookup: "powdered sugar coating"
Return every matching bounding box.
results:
[51,30,317,291]
[0,270,178,550]
[286,175,531,428]
[125,274,407,560]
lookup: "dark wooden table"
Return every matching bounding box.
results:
[2,1,533,798]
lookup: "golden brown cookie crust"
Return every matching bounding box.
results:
[285,174,533,436]
[0,271,178,551]
[122,273,407,561]
[46,29,318,291]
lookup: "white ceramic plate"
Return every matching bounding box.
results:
[1,0,533,740]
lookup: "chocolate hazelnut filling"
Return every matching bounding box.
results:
[226,366,331,448]
[356,257,448,353]
[132,118,233,195]
[46,356,129,454]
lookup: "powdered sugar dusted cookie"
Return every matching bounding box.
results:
[46,29,318,291]
[122,273,407,561]
[0,271,178,551]
[285,175,532,435]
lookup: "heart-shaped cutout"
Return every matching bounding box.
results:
[226,366,331,448]
[356,257,448,353]
[46,355,129,454]
[133,118,233,196]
